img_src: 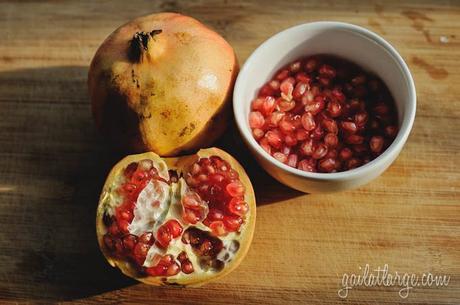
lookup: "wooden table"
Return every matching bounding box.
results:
[0,1,459,304]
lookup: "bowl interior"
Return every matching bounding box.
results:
[234,22,415,177]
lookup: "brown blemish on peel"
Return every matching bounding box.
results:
[368,18,386,34]
[160,110,171,119]
[412,56,448,80]
[178,122,196,137]
[402,10,433,43]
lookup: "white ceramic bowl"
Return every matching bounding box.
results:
[233,22,416,193]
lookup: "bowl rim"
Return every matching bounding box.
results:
[233,21,416,181]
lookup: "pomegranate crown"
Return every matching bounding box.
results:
[129,29,163,61]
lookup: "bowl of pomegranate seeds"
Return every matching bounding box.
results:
[233,22,416,193]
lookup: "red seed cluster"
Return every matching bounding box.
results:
[185,156,249,236]
[249,55,398,172]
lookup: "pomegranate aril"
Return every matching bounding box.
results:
[124,162,138,179]
[226,181,245,197]
[223,215,243,232]
[277,99,296,112]
[295,129,309,141]
[265,130,282,148]
[284,133,298,147]
[103,235,116,251]
[312,143,328,159]
[166,263,180,276]
[133,242,150,261]
[347,158,362,169]
[209,221,227,236]
[370,135,384,153]
[156,225,172,248]
[164,219,183,238]
[296,72,311,83]
[385,125,398,138]
[268,111,285,127]
[273,152,287,163]
[339,148,353,160]
[249,111,265,129]
[181,260,194,274]
[354,111,369,128]
[261,96,276,116]
[139,232,154,244]
[373,103,389,116]
[251,97,264,111]
[324,133,338,148]
[118,220,129,234]
[293,82,308,100]
[209,173,225,184]
[319,64,336,78]
[298,159,316,172]
[304,96,325,115]
[252,128,264,140]
[276,69,290,81]
[332,89,346,103]
[280,77,295,100]
[259,138,271,154]
[351,74,366,85]
[122,234,137,251]
[311,125,324,140]
[207,208,224,221]
[327,100,342,117]
[322,118,338,134]
[346,134,364,144]
[319,158,337,172]
[340,121,358,133]
[305,58,318,72]
[269,79,280,91]
[301,112,316,131]
[287,154,298,167]
[289,61,302,73]
[300,139,315,156]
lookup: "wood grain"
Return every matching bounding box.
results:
[0,0,459,304]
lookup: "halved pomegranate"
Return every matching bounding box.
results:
[96,148,255,286]
[89,13,238,156]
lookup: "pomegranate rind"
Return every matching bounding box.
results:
[96,148,256,286]
[88,13,238,156]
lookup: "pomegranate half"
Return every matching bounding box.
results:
[88,13,238,156]
[96,148,256,286]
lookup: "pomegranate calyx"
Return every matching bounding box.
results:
[129,29,163,62]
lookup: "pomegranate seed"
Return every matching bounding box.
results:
[209,173,225,184]
[253,128,264,140]
[353,86,367,97]
[353,144,368,155]
[325,148,338,159]
[268,111,285,127]
[226,181,245,197]
[296,129,309,141]
[287,154,298,167]
[269,79,280,91]
[322,118,338,134]
[207,208,224,221]
[251,97,264,111]
[265,130,282,148]
[124,162,138,179]
[301,112,316,131]
[298,159,316,172]
[370,136,384,153]
[373,103,389,116]
[139,232,154,244]
[341,121,358,133]
[113,238,124,255]
[280,77,295,100]
[103,235,116,251]
[312,143,328,159]
[133,242,150,261]
[259,138,271,154]
[164,219,183,238]
[354,111,369,128]
[318,158,337,172]
[327,100,342,117]
[284,133,298,146]
[332,89,346,103]
[300,139,315,156]
[156,225,172,248]
[339,148,353,160]
[261,96,276,116]
[223,215,243,232]
[249,111,265,129]
[289,61,302,73]
[273,152,288,163]
[304,96,325,115]
[310,125,324,140]
[279,118,296,133]
[118,220,129,234]
[324,133,338,148]
[122,234,137,251]
[319,64,336,78]
[305,58,318,72]
[210,221,227,236]
[166,263,180,276]
[181,260,194,274]
[385,125,398,138]
[347,158,362,169]
[351,74,366,85]
[346,134,364,144]
[259,84,275,97]
[293,82,308,100]
[276,69,290,81]
[277,99,296,112]
[228,197,249,216]
[296,72,310,83]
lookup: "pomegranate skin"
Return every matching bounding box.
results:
[89,13,238,156]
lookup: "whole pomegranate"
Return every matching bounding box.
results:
[96,148,256,286]
[88,13,238,156]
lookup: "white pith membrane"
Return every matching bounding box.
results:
[101,157,247,280]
